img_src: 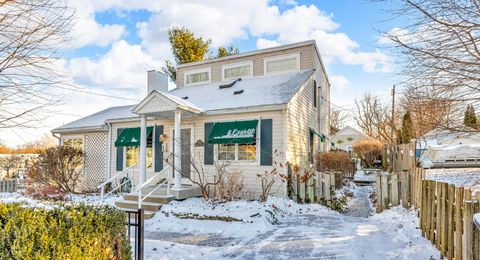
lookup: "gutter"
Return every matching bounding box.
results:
[51,132,61,146]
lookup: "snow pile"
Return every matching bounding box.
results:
[148,196,333,240]
[0,192,119,208]
[353,169,377,182]
[426,168,480,193]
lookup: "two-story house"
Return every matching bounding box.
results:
[52,40,331,207]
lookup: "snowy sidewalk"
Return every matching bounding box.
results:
[343,185,373,218]
[143,207,439,259]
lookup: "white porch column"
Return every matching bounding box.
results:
[173,110,182,189]
[139,115,147,185]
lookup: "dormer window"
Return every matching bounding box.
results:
[184,67,211,86]
[264,53,300,74]
[222,61,253,81]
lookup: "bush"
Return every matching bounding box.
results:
[24,184,66,200]
[352,139,383,168]
[26,146,84,193]
[316,151,352,173]
[214,171,244,202]
[0,203,131,260]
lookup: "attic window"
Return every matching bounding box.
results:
[219,78,242,89]
[264,53,300,74]
[233,90,244,95]
[184,68,211,86]
[222,61,253,81]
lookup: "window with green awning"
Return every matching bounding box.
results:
[208,120,258,144]
[310,128,326,142]
[115,127,153,147]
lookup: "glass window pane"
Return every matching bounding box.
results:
[266,57,297,73]
[147,147,153,168]
[218,144,235,161]
[186,71,209,84]
[238,143,256,160]
[224,65,251,79]
[126,146,139,167]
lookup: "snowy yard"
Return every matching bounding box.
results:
[426,168,480,193]
[0,186,440,259]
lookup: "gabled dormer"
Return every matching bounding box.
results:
[175,40,324,88]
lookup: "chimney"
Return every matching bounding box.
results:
[147,70,169,94]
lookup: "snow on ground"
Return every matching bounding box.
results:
[426,168,480,193]
[143,193,439,259]
[0,192,120,208]
[353,169,376,182]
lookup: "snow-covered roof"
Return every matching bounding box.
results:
[52,105,137,133]
[167,69,314,112]
[418,127,480,148]
[53,70,314,133]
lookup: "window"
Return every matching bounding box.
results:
[125,146,153,168]
[217,143,257,161]
[264,54,299,74]
[222,61,253,80]
[184,68,211,86]
[218,144,235,161]
[125,131,153,168]
[308,130,314,162]
[313,80,317,108]
[63,138,83,150]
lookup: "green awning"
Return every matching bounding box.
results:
[208,120,258,144]
[310,129,326,142]
[115,127,153,147]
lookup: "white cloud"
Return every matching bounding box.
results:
[68,1,125,48]
[67,40,162,94]
[330,75,350,90]
[256,38,280,49]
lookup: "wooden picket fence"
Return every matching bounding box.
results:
[316,171,336,206]
[0,178,17,192]
[420,180,480,260]
[288,168,335,204]
[377,142,480,259]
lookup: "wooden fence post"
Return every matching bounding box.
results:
[455,186,464,260]
[463,189,473,260]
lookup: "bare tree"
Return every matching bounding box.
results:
[330,109,348,131]
[0,154,22,178]
[354,93,395,144]
[378,0,480,131]
[0,0,73,128]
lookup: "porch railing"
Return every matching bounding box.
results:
[133,165,172,208]
[98,165,135,201]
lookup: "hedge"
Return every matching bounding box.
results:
[0,203,131,260]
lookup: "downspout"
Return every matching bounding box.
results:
[282,107,288,198]
[106,122,112,179]
[52,132,61,146]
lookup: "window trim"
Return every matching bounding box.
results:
[213,118,261,165]
[313,80,317,108]
[263,53,300,75]
[221,60,253,81]
[184,67,211,86]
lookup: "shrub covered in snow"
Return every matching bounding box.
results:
[0,203,130,259]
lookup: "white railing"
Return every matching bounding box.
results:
[98,166,135,201]
[134,165,172,208]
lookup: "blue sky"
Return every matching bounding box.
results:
[2,0,402,146]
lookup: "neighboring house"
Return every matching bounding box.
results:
[418,127,480,168]
[331,126,371,153]
[52,40,331,200]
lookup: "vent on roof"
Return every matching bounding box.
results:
[233,90,244,95]
[182,96,188,100]
[219,78,242,89]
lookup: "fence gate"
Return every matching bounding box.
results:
[126,209,144,260]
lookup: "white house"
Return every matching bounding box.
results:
[331,126,371,153]
[52,40,331,212]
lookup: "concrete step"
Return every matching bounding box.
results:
[115,200,163,212]
[117,207,156,219]
[123,194,175,204]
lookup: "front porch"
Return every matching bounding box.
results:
[105,91,205,216]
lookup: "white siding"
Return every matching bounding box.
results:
[109,110,285,198]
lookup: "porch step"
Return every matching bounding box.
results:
[115,200,163,212]
[116,207,157,220]
[123,194,175,204]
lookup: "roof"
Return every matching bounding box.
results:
[167,69,314,112]
[53,69,314,133]
[52,105,137,133]
[331,126,370,140]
